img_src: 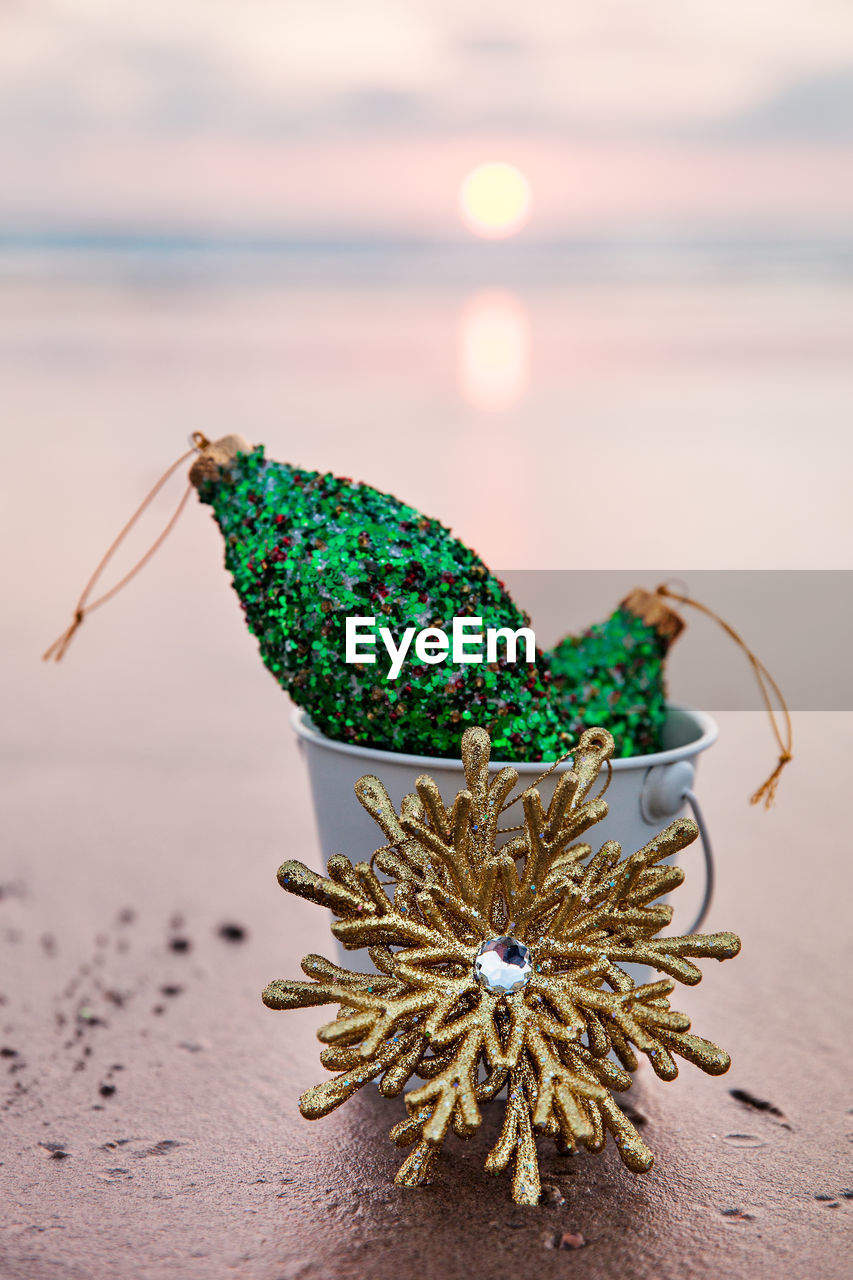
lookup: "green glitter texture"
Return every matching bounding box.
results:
[197,447,673,760]
[545,606,669,757]
[197,447,570,761]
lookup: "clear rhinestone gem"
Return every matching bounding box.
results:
[473,936,532,995]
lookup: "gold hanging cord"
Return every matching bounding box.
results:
[656,583,792,808]
[42,433,210,663]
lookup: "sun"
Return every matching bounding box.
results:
[459,162,532,239]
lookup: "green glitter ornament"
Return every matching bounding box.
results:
[191,436,571,762]
[546,589,684,757]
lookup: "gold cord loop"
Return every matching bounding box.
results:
[656,583,793,807]
[42,434,210,663]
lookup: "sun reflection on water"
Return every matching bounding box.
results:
[458,290,530,411]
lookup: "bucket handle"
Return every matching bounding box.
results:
[683,789,714,935]
[640,763,714,935]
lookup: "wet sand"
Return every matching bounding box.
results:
[2,696,852,1279]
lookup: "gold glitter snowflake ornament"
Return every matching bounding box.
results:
[263,726,740,1204]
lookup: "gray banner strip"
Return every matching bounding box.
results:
[497,571,852,711]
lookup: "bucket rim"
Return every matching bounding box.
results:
[290,705,718,774]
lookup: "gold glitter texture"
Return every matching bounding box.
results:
[263,726,740,1204]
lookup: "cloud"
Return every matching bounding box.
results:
[705,66,853,141]
[322,89,429,133]
[2,3,853,144]
[455,33,530,59]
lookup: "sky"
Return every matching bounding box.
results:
[1,0,852,237]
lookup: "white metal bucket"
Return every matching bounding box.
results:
[291,705,718,970]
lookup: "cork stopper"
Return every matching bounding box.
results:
[189,434,253,489]
[621,588,684,644]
